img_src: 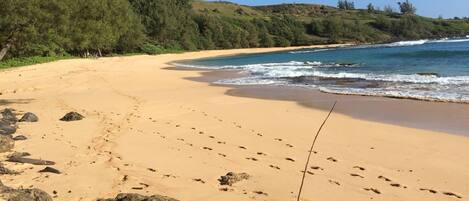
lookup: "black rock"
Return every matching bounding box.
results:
[13,135,27,141]
[0,135,14,153]
[39,167,61,174]
[98,193,179,201]
[0,120,16,135]
[1,108,18,124]
[19,112,38,122]
[60,112,84,121]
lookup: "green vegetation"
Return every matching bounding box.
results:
[0,56,73,69]
[1,0,469,67]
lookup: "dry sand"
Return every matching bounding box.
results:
[1,46,468,201]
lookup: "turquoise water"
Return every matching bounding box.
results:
[179,37,469,102]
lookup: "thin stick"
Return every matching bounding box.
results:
[296,101,337,201]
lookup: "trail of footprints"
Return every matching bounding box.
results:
[111,104,463,200]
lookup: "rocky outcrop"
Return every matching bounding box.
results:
[98,193,179,201]
[60,112,84,122]
[19,112,38,122]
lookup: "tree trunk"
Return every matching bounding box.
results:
[0,43,12,61]
[97,48,102,57]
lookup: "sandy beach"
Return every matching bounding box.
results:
[1,46,468,201]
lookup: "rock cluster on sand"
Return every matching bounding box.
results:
[0,180,52,201]
[60,112,84,121]
[218,172,250,186]
[98,193,179,201]
[18,112,39,122]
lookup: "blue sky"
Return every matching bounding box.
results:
[209,0,469,18]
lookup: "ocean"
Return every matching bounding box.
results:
[178,37,469,103]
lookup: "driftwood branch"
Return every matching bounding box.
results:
[296,101,337,201]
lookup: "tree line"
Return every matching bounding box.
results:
[1,0,468,61]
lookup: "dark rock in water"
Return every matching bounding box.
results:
[0,120,16,135]
[417,72,439,77]
[60,112,84,121]
[13,135,27,141]
[98,193,179,201]
[19,112,38,122]
[0,163,20,175]
[7,157,55,165]
[0,180,53,201]
[1,108,18,124]
[218,172,250,186]
[39,167,61,174]
[0,135,14,153]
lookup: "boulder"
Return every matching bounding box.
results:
[0,135,14,153]
[98,193,179,201]
[1,108,17,124]
[19,112,38,122]
[60,112,84,121]
[0,120,16,135]
[218,172,250,186]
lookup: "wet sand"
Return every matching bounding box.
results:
[184,69,469,136]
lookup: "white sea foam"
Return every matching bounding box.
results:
[289,49,331,54]
[319,86,469,103]
[386,40,428,47]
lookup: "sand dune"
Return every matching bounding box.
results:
[1,46,468,201]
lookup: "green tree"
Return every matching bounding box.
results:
[398,0,417,15]
[0,0,69,60]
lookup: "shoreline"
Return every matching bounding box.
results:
[1,46,468,201]
[178,68,469,136]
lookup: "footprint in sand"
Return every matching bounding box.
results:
[253,191,268,196]
[256,152,267,156]
[285,158,295,162]
[419,188,437,194]
[329,180,340,186]
[246,157,258,161]
[238,146,247,150]
[202,147,213,151]
[327,157,338,162]
[274,138,283,142]
[269,165,280,170]
[193,178,206,184]
[364,188,381,194]
[218,153,227,157]
[310,166,324,171]
[442,192,462,199]
[353,166,366,171]
[350,173,364,178]
[378,175,392,182]
[217,141,226,144]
